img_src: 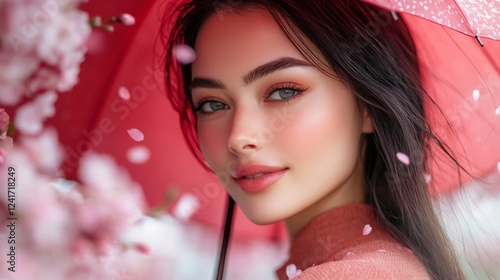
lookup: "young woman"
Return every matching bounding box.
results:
[162,0,465,279]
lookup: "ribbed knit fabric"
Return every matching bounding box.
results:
[276,204,431,279]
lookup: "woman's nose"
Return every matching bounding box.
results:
[227,107,265,156]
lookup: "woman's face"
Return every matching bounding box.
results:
[191,8,373,233]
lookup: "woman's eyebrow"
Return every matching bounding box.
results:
[242,57,312,85]
[190,57,311,90]
[189,77,226,90]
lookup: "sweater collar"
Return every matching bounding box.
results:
[277,204,387,277]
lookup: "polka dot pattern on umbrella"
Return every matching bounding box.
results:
[363,0,500,40]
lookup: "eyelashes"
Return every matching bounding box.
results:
[192,82,307,116]
[193,97,228,115]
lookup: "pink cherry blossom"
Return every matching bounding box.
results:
[495,106,500,116]
[36,9,90,69]
[1,149,73,253]
[20,128,64,173]
[0,2,168,279]
[28,185,74,250]
[0,109,13,156]
[27,67,61,93]
[0,0,90,105]
[0,108,10,139]
[14,91,57,135]
[68,152,146,261]
[127,128,144,142]
[0,54,39,105]
[118,13,136,26]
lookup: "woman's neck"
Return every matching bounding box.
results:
[285,164,367,239]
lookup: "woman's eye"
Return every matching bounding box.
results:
[198,101,228,113]
[267,88,300,101]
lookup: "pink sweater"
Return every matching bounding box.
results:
[276,204,431,279]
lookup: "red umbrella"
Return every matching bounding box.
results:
[360,3,500,195]
[388,6,500,194]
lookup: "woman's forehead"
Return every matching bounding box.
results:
[192,8,305,75]
[192,7,333,81]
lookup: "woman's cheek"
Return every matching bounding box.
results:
[276,92,361,168]
[198,122,228,171]
[277,97,336,150]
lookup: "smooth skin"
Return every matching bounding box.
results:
[191,8,373,238]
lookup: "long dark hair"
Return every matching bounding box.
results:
[161,1,465,279]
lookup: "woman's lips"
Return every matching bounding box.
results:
[233,164,288,193]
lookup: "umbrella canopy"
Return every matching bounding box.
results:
[399,10,500,194]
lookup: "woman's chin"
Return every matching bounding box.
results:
[244,213,281,225]
[237,202,292,225]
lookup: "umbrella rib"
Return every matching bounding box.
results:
[452,0,478,38]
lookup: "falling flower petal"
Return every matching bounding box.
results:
[127,128,144,142]
[362,224,372,236]
[396,152,410,165]
[424,173,432,184]
[118,86,130,100]
[495,106,500,116]
[286,264,302,280]
[127,145,150,164]
[472,89,480,101]
[497,162,500,172]
[344,252,355,258]
[173,44,196,64]
[286,264,296,279]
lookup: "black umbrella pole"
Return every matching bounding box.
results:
[215,195,235,280]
